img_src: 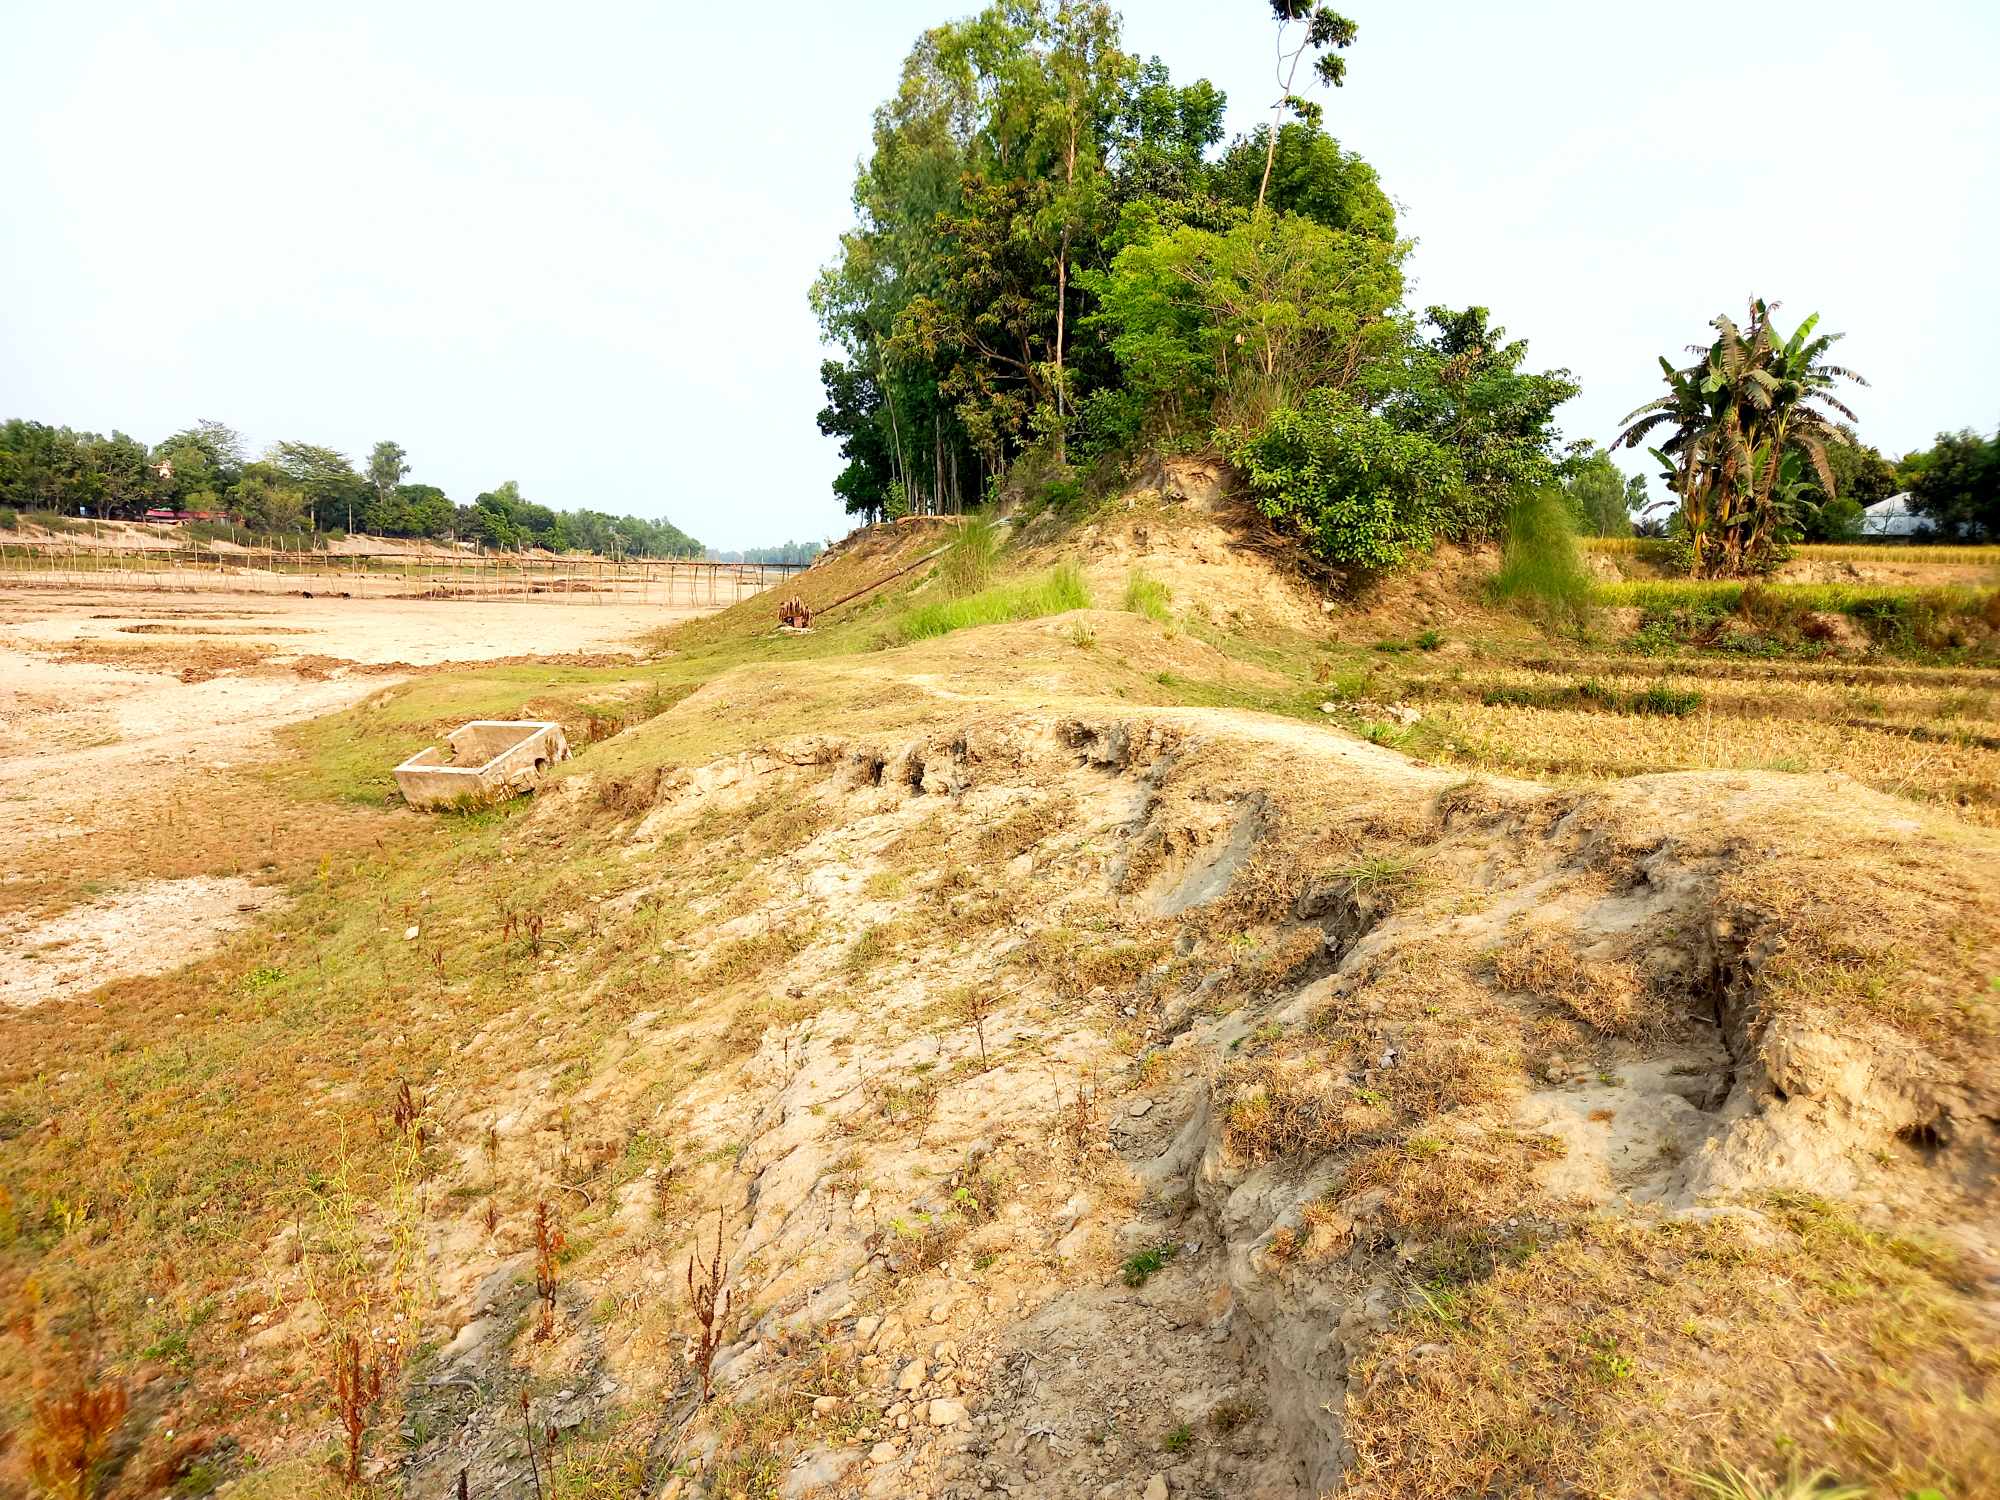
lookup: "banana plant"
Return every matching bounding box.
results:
[1611,299,1865,576]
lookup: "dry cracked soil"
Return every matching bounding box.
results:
[2,528,1997,1500]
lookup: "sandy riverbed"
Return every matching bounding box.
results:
[0,585,719,1002]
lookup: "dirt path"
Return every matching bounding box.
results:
[0,585,718,995]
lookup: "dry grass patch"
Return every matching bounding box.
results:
[921,876,1028,944]
[1220,949,1523,1164]
[970,793,1075,863]
[715,990,824,1059]
[1346,1195,2000,1500]
[1016,923,1171,1001]
[1335,1129,1566,1239]
[1491,931,1649,1036]
[697,923,815,988]
[1716,838,2000,1045]
[840,916,924,976]
[736,789,836,857]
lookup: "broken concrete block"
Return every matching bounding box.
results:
[393,720,569,809]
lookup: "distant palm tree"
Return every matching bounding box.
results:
[1613,299,1864,576]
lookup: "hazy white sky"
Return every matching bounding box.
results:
[3,1,1995,550]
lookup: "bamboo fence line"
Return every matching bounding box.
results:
[0,540,807,606]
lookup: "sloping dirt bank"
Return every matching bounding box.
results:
[333,691,1995,1499]
[6,584,1995,1500]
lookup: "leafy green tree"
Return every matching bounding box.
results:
[1820,430,1899,509]
[813,0,1571,577]
[1214,123,1393,239]
[1562,449,1636,537]
[3,421,175,517]
[366,441,410,528]
[1907,428,1999,541]
[1806,493,1865,541]
[1040,1,1131,460]
[816,1,1173,505]
[1365,306,1580,538]
[894,171,1066,467]
[393,482,458,540]
[270,440,365,533]
[817,359,898,522]
[1091,210,1406,427]
[1622,469,1650,525]
[1253,2,1358,216]
[1111,58,1226,204]
[153,421,245,512]
[0,420,59,508]
[227,462,306,533]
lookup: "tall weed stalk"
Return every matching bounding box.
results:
[1490,490,1594,631]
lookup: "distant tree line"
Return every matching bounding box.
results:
[0,418,704,557]
[706,541,825,564]
[1898,426,1999,542]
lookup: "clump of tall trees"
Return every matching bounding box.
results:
[0,419,703,556]
[814,1,1578,572]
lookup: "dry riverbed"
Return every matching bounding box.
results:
[0,585,715,997]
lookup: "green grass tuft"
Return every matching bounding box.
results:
[896,562,1090,642]
[1123,568,1173,624]
[935,513,1001,598]
[1489,490,1595,630]
[1121,1241,1178,1286]
[1630,681,1703,716]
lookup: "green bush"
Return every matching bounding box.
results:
[1631,682,1703,716]
[1224,389,1461,570]
[895,562,1090,642]
[1070,387,1147,464]
[1489,490,1594,630]
[0,507,16,530]
[1040,473,1087,511]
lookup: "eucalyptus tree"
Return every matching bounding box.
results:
[1253,2,1358,216]
[367,441,409,512]
[1039,1,1129,460]
[816,0,1154,498]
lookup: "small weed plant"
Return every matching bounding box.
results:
[1122,1242,1178,1286]
[532,1199,565,1340]
[687,1211,732,1403]
[331,1331,386,1488]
